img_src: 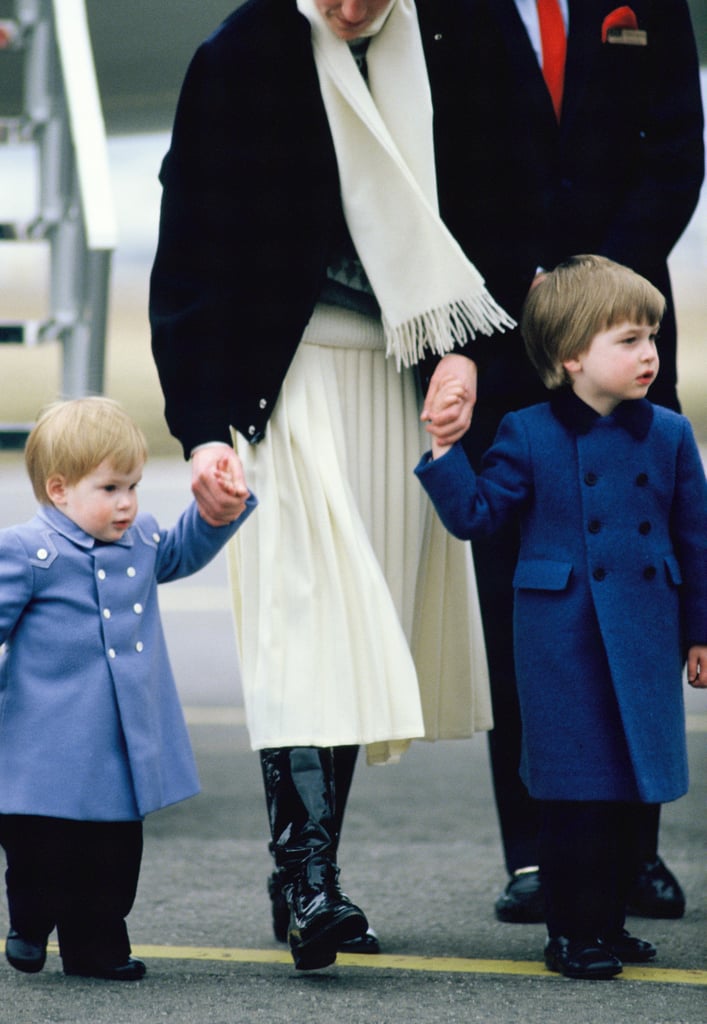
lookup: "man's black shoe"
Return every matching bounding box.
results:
[544,936,622,980]
[5,929,47,973]
[626,857,685,919]
[494,867,545,923]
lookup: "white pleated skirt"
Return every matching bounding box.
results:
[228,305,492,765]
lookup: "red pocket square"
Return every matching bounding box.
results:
[602,6,638,42]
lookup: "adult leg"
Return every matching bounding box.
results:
[626,803,685,918]
[267,744,379,952]
[260,746,367,970]
[471,524,543,922]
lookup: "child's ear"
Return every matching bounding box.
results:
[562,357,582,376]
[46,474,67,505]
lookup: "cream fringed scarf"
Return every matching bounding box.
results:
[296,0,515,368]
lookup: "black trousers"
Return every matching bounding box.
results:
[539,800,645,939]
[0,814,143,965]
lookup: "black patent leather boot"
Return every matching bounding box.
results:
[260,747,367,969]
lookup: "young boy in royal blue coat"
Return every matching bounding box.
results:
[416,255,707,979]
[0,398,255,980]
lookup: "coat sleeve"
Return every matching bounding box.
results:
[149,497,257,585]
[414,412,532,539]
[671,418,707,648]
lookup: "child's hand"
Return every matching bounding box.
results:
[431,436,453,460]
[687,645,707,688]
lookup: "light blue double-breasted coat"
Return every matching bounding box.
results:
[416,391,707,804]
[0,498,255,821]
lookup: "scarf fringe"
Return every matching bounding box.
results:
[384,294,517,370]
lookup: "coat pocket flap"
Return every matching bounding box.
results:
[663,554,683,586]
[513,559,573,591]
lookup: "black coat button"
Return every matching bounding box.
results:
[638,521,652,535]
[643,566,657,580]
[588,519,601,534]
[635,472,649,486]
[584,472,598,486]
[593,568,606,581]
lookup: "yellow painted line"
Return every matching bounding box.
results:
[43,943,707,985]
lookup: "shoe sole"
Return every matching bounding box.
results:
[6,952,46,974]
[545,957,622,980]
[290,909,367,971]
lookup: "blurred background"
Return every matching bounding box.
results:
[0,0,705,457]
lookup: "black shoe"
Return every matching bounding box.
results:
[63,957,146,981]
[288,864,368,971]
[626,857,685,919]
[602,929,657,963]
[544,936,622,980]
[338,928,381,954]
[495,867,545,923]
[269,871,380,954]
[5,929,47,974]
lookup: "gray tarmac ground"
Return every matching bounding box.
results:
[0,77,706,1024]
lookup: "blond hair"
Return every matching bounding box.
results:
[521,255,666,389]
[25,397,148,504]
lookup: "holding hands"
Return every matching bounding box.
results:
[191,444,251,526]
[421,353,477,459]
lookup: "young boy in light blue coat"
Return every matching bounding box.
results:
[416,255,707,980]
[0,398,255,980]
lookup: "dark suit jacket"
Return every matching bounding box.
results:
[461,0,705,462]
[150,0,703,459]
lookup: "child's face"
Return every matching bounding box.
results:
[47,459,143,542]
[562,320,660,416]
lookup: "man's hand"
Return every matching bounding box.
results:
[421,353,477,447]
[191,444,250,526]
[687,645,707,688]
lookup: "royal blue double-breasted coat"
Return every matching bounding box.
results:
[0,499,255,821]
[416,391,707,803]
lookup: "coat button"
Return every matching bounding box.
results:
[248,424,256,436]
[643,565,657,580]
[584,472,598,486]
[638,521,652,535]
[152,533,160,543]
[108,648,116,659]
[592,567,606,581]
[635,472,649,486]
[135,641,144,653]
[36,548,48,560]
[103,608,111,619]
[97,569,107,580]
[588,519,601,534]
[127,567,136,577]
[258,398,267,409]
[133,603,143,615]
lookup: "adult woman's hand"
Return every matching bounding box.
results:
[421,353,477,447]
[191,444,250,526]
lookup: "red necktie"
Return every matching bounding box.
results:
[537,0,566,121]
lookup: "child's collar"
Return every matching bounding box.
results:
[550,388,654,440]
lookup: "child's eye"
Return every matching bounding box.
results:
[104,484,116,492]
